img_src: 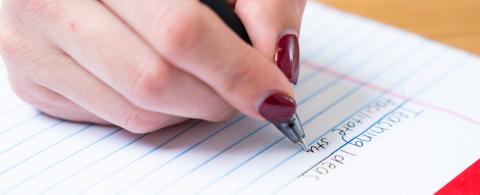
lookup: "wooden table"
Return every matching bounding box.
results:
[316,0,480,55]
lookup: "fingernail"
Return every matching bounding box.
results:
[275,34,300,84]
[259,92,296,124]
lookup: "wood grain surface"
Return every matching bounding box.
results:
[316,0,480,55]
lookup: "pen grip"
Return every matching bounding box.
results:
[201,0,252,45]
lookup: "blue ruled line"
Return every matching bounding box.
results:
[109,117,250,194]
[192,41,427,194]
[2,128,123,194]
[0,91,11,99]
[104,19,376,194]
[0,114,42,136]
[0,120,64,157]
[82,13,358,194]
[10,12,360,193]
[119,26,385,194]
[39,133,151,194]
[271,55,467,194]
[0,124,94,176]
[77,118,240,194]
[0,104,24,117]
[290,14,369,85]
[2,9,386,193]
[157,33,410,193]
[282,16,366,87]
[235,48,451,194]
[12,119,201,194]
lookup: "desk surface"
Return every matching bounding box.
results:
[316,0,480,55]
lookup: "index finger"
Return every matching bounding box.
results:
[100,0,296,122]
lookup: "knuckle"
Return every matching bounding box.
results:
[155,4,202,56]
[121,111,181,134]
[122,111,157,134]
[209,105,238,122]
[130,63,172,107]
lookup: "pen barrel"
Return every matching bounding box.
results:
[201,0,252,44]
[274,113,306,144]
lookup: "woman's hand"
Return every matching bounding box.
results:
[0,0,306,133]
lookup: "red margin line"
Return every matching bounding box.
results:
[303,60,480,126]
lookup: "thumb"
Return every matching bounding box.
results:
[234,0,307,84]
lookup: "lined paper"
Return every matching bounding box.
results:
[1,2,480,194]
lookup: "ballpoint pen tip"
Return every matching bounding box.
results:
[298,138,308,151]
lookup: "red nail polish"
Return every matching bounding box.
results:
[275,34,300,84]
[259,92,296,124]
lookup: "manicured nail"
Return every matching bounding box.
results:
[275,34,300,84]
[259,92,296,124]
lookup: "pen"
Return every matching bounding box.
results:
[201,0,308,151]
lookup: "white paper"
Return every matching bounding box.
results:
[0,2,479,194]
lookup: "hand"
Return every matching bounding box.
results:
[0,0,306,133]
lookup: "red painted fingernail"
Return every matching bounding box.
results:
[259,92,296,123]
[275,34,300,84]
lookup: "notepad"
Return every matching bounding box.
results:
[0,2,479,194]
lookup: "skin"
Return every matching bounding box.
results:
[0,0,306,133]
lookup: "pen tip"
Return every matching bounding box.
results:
[298,138,308,151]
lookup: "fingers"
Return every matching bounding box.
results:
[37,51,187,133]
[3,33,186,133]
[234,0,306,84]
[0,27,105,126]
[39,0,236,121]
[101,0,295,121]
[8,78,109,125]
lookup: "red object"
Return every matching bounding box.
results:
[436,159,480,195]
[275,34,300,84]
[259,92,296,123]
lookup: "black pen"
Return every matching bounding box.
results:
[201,0,308,151]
